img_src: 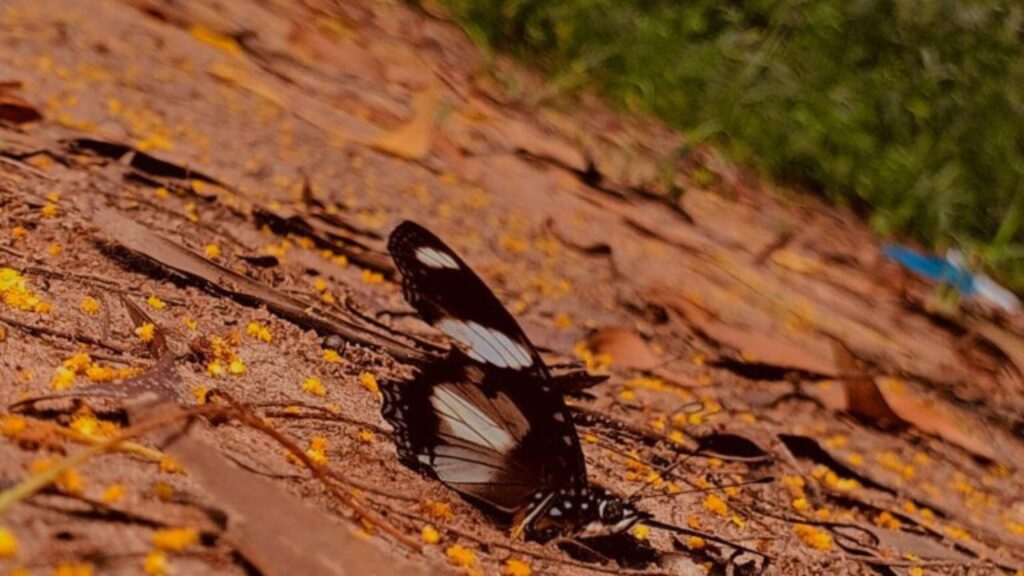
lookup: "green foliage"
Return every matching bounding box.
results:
[441,0,1024,290]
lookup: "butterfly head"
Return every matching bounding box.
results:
[517,486,649,541]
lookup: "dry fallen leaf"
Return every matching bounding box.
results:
[369,83,440,160]
[585,326,660,370]
[663,295,837,376]
[0,83,43,124]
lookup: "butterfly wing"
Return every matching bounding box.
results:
[388,221,547,376]
[384,221,588,510]
[381,360,551,511]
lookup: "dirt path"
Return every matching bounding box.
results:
[1,1,1022,574]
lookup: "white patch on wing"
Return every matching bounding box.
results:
[436,319,533,369]
[430,385,518,452]
[415,247,460,269]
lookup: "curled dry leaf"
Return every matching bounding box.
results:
[0,82,42,124]
[660,293,837,376]
[585,326,660,370]
[826,342,1014,463]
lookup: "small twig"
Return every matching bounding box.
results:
[0,404,225,513]
[214,393,422,553]
[0,154,58,181]
[0,314,133,354]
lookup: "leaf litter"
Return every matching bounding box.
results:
[0,0,1022,574]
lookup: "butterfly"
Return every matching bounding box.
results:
[381,220,647,541]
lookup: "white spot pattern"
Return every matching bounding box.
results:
[415,247,460,269]
[430,385,519,452]
[436,319,533,369]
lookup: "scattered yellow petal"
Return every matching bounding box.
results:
[207,360,225,378]
[421,525,441,544]
[792,497,810,512]
[204,244,221,259]
[313,277,328,292]
[874,511,902,531]
[143,550,169,576]
[703,494,728,516]
[553,313,572,329]
[46,243,62,256]
[189,23,242,55]
[101,484,126,504]
[41,203,58,218]
[246,321,272,343]
[1,415,28,437]
[57,468,85,495]
[0,526,18,559]
[159,457,184,474]
[685,535,706,550]
[631,524,650,540]
[361,269,384,284]
[152,527,199,552]
[358,429,374,443]
[51,366,76,391]
[53,562,93,576]
[80,297,101,315]
[359,371,379,393]
[11,225,27,240]
[908,567,923,576]
[191,386,209,405]
[306,436,329,465]
[445,544,477,569]
[322,349,342,363]
[135,323,156,342]
[228,359,246,375]
[182,317,198,331]
[794,524,832,550]
[154,186,169,199]
[302,376,326,397]
[503,558,532,576]
[146,295,166,310]
[422,500,454,521]
[153,482,174,501]
[63,352,93,374]
[944,526,972,541]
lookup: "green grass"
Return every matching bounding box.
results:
[439,0,1024,291]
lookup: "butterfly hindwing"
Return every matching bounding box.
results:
[381,358,576,512]
[387,221,545,375]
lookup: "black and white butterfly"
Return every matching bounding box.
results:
[381,221,647,541]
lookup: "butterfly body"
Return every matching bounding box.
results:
[382,221,644,541]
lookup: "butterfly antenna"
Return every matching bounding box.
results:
[642,517,772,559]
[626,453,694,503]
[636,476,775,502]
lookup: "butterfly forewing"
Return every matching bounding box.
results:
[388,221,546,375]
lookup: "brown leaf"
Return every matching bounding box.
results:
[92,208,423,363]
[973,321,1024,390]
[160,413,428,576]
[831,342,1009,463]
[875,378,1005,463]
[0,83,42,124]
[585,326,660,370]
[664,296,838,376]
[369,84,440,160]
[832,341,901,426]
